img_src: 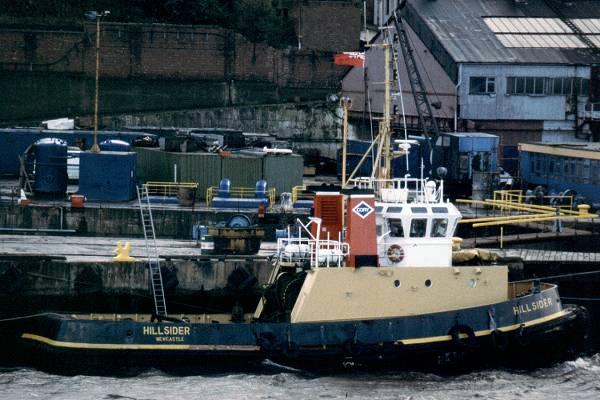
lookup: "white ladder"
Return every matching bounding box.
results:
[136,185,168,318]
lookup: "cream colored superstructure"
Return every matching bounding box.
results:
[290,265,508,323]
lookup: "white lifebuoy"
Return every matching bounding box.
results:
[387,244,405,263]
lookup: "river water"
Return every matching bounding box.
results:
[1,356,600,400]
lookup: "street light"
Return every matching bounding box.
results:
[85,10,110,153]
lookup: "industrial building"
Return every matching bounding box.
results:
[345,0,600,168]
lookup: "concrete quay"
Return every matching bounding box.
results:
[0,234,278,317]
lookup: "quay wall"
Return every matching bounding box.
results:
[0,204,302,239]
[0,13,355,123]
[0,256,273,316]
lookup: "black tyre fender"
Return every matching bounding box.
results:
[515,324,531,347]
[257,332,277,352]
[281,341,300,359]
[343,339,363,356]
[491,329,510,351]
[448,324,477,349]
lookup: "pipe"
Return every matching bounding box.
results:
[454,64,462,132]
[472,213,596,228]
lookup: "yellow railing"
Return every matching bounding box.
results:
[206,186,276,208]
[292,185,315,204]
[493,190,574,210]
[144,181,198,197]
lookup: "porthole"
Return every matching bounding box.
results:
[394,279,401,288]
[126,329,133,337]
[425,279,432,288]
[468,278,477,288]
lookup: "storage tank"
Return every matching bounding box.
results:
[78,151,137,201]
[33,138,68,194]
[99,139,131,152]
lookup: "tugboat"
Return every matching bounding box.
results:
[0,7,588,374]
[0,175,588,374]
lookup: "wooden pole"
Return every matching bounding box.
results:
[91,16,101,153]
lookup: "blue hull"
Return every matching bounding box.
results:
[1,286,588,374]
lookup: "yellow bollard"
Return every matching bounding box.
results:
[114,241,136,262]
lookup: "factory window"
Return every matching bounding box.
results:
[507,77,547,95]
[592,161,600,184]
[549,77,590,96]
[469,77,496,94]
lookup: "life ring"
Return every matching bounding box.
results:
[387,244,405,263]
[491,329,510,351]
[448,324,477,349]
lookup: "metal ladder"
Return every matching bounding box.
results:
[136,185,168,318]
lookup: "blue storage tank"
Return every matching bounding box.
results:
[33,138,68,194]
[99,139,131,152]
[78,151,137,201]
[255,180,268,198]
[219,179,231,198]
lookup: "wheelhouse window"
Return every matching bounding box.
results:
[387,218,404,237]
[469,77,496,95]
[431,218,448,238]
[409,219,427,238]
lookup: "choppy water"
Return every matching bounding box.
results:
[1,356,600,400]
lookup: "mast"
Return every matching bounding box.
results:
[373,40,393,181]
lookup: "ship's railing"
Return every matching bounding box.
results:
[291,185,315,204]
[276,218,350,268]
[493,190,574,210]
[206,186,276,208]
[348,177,444,204]
[144,181,198,197]
[276,236,350,268]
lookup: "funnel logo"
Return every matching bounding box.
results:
[352,201,374,219]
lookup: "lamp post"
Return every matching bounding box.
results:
[85,10,110,153]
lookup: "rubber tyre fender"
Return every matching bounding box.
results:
[490,329,510,351]
[448,324,477,349]
[515,325,531,347]
[257,332,277,352]
[343,339,363,356]
[282,341,300,359]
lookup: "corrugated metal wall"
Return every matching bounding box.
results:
[134,149,303,199]
[263,154,304,195]
[135,147,170,182]
[169,152,222,196]
[221,154,263,188]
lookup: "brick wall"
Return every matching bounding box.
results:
[0,20,350,88]
[292,1,361,53]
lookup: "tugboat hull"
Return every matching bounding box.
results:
[2,286,588,374]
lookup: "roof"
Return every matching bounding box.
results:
[404,0,600,66]
[442,132,499,138]
[519,141,600,160]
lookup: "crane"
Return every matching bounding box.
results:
[391,0,441,165]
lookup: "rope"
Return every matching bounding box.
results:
[513,269,600,283]
[562,296,600,301]
[0,312,63,322]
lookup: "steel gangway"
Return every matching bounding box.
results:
[136,185,168,319]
